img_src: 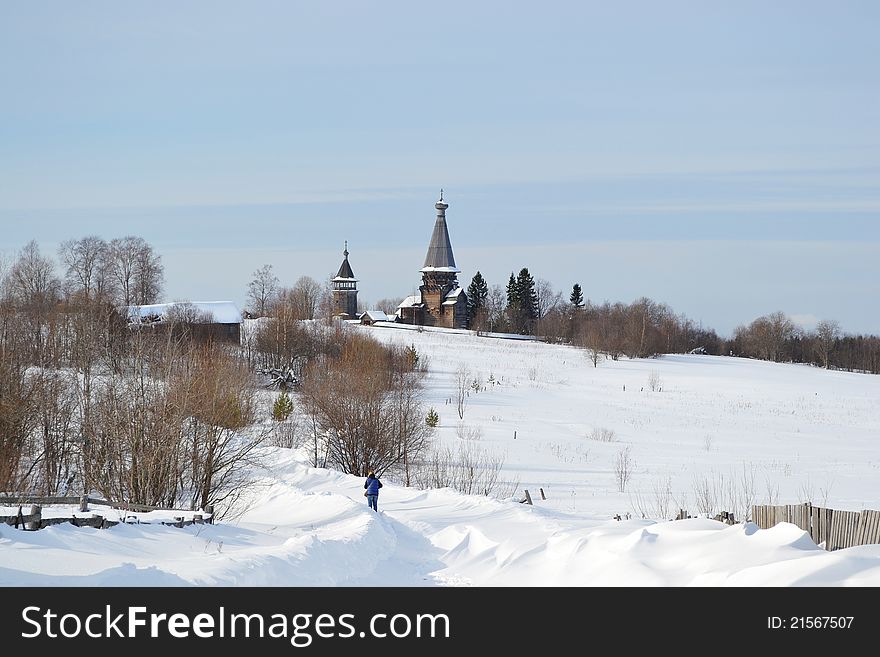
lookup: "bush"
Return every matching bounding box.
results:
[588,427,616,443]
[614,446,634,493]
[272,418,301,449]
[426,407,439,428]
[411,442,511,497]
[273,391,294,421]
[405,343,420,370]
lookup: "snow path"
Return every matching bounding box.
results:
[5,449,879,586]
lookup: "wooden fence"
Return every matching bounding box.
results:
[0,495,214,532]
[751,504,880,551]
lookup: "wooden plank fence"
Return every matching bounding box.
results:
[751,504,880,551]
[0,495,214,532]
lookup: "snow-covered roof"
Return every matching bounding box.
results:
[445,287,464,299]
[128,301,242,325]
[420,266,461,274]
[362,310,391,322]
[396,295,422,310]
[335,252,357,280]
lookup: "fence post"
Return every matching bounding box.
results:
[523,490,533,505]
[539,488,546,500]
[79,496,89,513]
[205,505,214,524]
[27,505,42,531]
[193,514,204,525]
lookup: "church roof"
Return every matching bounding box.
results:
[397,295,422,310]
[421,197,460,273]
[333,244,358,282]
[335,257,355,280]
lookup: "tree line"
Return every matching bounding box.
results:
[0,237,263,510]
[0,239,445,507]
[2,236,877,511]
[463,269,880,373]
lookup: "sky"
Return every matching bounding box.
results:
[1,1,878,336]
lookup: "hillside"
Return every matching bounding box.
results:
[2,326,880,586]
[364,324,880,516]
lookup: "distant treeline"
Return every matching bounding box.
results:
[728,313,880,375]
[464,269,880,374]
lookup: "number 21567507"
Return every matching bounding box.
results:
[768,617,854,630]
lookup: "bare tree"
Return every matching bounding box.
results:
[455,364,470,420]
[7,240,60,306]
[614,446,634,493]
[0,312,39,492]
[134,241,164,305]
[301,331,430,478]
[582,322,602,367]
[248,264,279,317]
[374,297,404,315]
[765,311,796,362]
[172,346,264,510]
[485,284,507,332]
[87,335,186,507]
[535,278,563,320]
[411,442,507,497]
[109,236,163,306]
[59,236,112,301]
[287,275,323,320]
[814,319,840,369]
[692,472,717,516]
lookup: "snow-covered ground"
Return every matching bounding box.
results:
[2,326,880,586]
[364,325,880,516]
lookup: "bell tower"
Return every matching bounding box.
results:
[332,242,358,319]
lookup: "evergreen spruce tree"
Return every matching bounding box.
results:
[273,391,294,421]
[467,271,489,315]
[516,268,539,321]
[570,283,584,309]
[404,343,420,370]
[506,272,519,310]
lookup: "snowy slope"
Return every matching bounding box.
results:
[2,327,880,587]
[3,452,880,586]
[362,324,880,516]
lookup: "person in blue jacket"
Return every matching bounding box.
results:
[364,471,382,512]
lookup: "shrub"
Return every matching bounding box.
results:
[405,343,420,370]
[273,391,294,421]
[588,427,617,443]
[426,407,439,428]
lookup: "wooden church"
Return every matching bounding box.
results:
[396,193,469,329]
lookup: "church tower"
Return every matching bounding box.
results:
[419,192,468,328]
[332,242,358,319]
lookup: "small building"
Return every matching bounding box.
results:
[332,242,359,320]
[360,309,393,325]
[397,193,469,329]
[128,301,242,343]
